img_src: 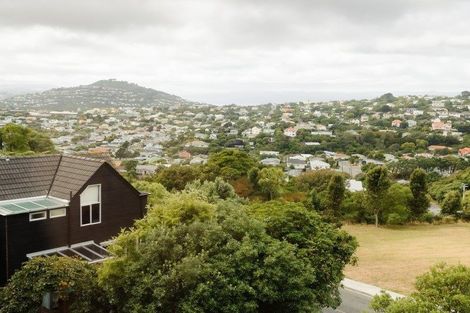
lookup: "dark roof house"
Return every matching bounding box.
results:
[0,155,148,285]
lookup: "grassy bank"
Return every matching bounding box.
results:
[343,223,470,295]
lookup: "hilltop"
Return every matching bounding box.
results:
[0,79,196,110]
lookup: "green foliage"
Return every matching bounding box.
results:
[463,191,470,212]
[154,165,202,191]
[248,201,358,309]
[371,263,470,313]
[99,195,357,313]
[429,168,470,203]
[0,257,104,313]
[184,177,238,203]
[365,166,391,226]
[293,169,344,193]
[132,180,169,208]
[115,141,139,159]
[0,123,55,154]
[441,190,462,215]
[123,160,138,180]
[257,167,285,200]
[205,149,257,181]
[408,168,430,217]
[325,174,346,218]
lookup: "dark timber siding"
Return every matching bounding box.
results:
[68,163,144,245]
[0,216,5,284]
[2,211,68,285]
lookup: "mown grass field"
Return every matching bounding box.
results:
[343,223,470,295]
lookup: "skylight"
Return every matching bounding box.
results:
[0,196,69,216]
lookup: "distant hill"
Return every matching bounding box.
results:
[0,79,196,110]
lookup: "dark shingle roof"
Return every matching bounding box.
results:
[0,155,104,201]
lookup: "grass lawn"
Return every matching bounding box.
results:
[343,223,470,295]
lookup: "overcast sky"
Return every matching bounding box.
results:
[0,0,469,104]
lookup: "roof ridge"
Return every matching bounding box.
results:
[62,154,106,164]
[48,154,63,196]
[0,154,60,160]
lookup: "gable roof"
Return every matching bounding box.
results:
[0,155,104,201]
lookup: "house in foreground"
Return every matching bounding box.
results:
[0,155,148,285]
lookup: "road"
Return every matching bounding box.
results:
[323,288,373,313]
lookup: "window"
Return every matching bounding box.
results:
[50,208,66,218]
[80,184,101,226]
[30,211,47,221]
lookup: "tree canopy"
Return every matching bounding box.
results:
[371,263,470,313]
[0,257,104,313]
[0,123,55,154]
[98,193,357,313]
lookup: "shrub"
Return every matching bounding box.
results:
[387,213,407,225]
[418,212,435,224]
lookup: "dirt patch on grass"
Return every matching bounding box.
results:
[343,223,470,295]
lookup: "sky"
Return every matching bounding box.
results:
[0,0,469,105]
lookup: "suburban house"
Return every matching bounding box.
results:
[283,127,297,138]
[0,155,148,285]
[286,156,307,170]
[391,119,402,128]
[459,147,470,157]
[309,159,331,171]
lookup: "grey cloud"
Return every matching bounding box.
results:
[0,0,183,31]
[0,0,469,104]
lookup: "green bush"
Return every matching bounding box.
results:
[418,212,435,224]
[387,213,408,225]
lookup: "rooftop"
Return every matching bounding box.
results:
[0,155,104,201]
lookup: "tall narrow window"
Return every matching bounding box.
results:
[80,185,101,226]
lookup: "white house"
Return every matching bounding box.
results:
[309,159,331,171]
[284,127,297,138]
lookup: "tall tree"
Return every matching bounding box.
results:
[326,174,346,218]
[257,167,285,200]
[99,195,357,313]
[408,168,430,218]
[365,166,391,227]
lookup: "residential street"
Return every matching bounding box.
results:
[323,288,373,313]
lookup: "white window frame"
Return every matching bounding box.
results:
[49,208,67,219]
[29,211,47,222]
[80,184,102,227]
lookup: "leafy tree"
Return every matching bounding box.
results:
[154,165,202,191]
[115,141,138,159]
[184,177,238,203]
[325,174,346,218]
[132,180,169,208]
[205,149,257,181]
[408,168,430,218]
[365,166,391,227]
[0,123,54,154]
[123,160,138,181]
[0,257,105,313]
[429,168,470,203]
[248,201,358,310]
[294,169,343,193]
[257,167,285,200]
[371,263,470,313]
[463,191,470,212]
[441,190,462,215]
[99,195,357,313]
